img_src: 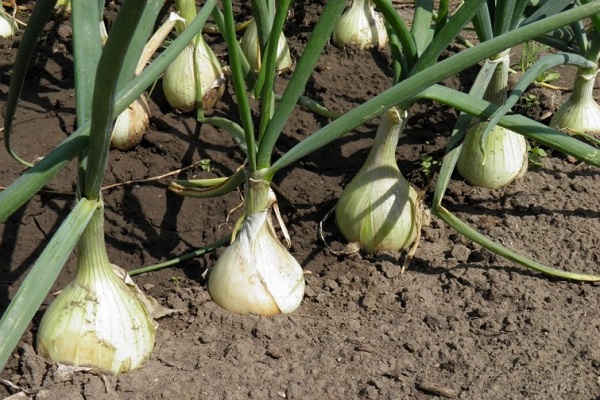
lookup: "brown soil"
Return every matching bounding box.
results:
[2,2,600,399]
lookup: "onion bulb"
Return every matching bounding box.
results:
[110,96,150,150]
[336,107,418,253]
[208,190,305,316]
[550,69,600,136]
[37,205,156,375]
[457,122,528,189]
[332,0,387,50]
[240,19,292,74]
[162,37,225,112]
[0,6,17,38]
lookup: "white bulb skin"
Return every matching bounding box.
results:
[332,0,388,50]
[336,107,418,253]
[240,20,292,74]
[162,40,225,112]
[0,12,17,38]
[208,210,305,316]
[550,71,600,136]
[110,96,150,150]
[36,268,156,375]
[457,122,528,190]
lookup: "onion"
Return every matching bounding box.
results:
[37,205,156,375]
[332,0,388,50]
[208,187,305,315]
[240,19,292,74]
[162,37,225,112]
[550,68,600,136]
[110,96,150,150]
[0,6,17,38]
[457,122,528,189]
[336,107,418,253]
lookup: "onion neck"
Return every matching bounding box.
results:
[74,202,115,286]
[245,169,271,214]
[365,107,407,167]
[571,65,598,106]
[174,0,197,36]
[352,0,369,11]
[484,49,510,107]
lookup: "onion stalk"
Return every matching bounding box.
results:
[208,174,305,315]
[457,50,528,189]
[336,106,418,253]
[332,0,387,50]
[37,203,156,375]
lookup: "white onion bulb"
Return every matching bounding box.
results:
[240,19,292,74]
[551,69,600,136]
[332,0,388,50]
[336,107,418,253]
[208,207,305,316]
[457,122,528,189]
[37,208,156,375]
[162,38,225,112]
[110,96,150,150]
[0,8,17,38]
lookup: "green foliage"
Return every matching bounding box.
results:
[528,145,548,166]
[420,155,439,176]
[514,40,561,84]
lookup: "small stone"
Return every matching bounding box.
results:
[337,275,351,286]
[380,262,401,278]
[324,279,339,291]
[450,244,470,262]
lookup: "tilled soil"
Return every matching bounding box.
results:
[1,2,600,399]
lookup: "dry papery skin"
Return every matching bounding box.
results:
[1,1,600,398]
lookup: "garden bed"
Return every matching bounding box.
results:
[1,1,600,399]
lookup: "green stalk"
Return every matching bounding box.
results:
[250,0,272,48]
[372,0,417,69]
[245,169,271,214]
[83,0,147,200]
[175,0,197,36]
[3,0,57,168]
[257,0,346,169]
[72,0,101,197]
[584,31,600,65]
[72,2,102,128]
[266,1,600,179]
[256,0,292,144]
[434,205,600,281]
[580,0,600,33]
[484,50,511,106]
[129,234,232,276]
[222,0,256,171]
[411,0,434,56]
[0,0,217,223]
[421,84,600,166]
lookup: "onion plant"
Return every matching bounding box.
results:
[0,0,219,374]
[171,0,600,317]
[454,1,530,189]
[543,1,600,139]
